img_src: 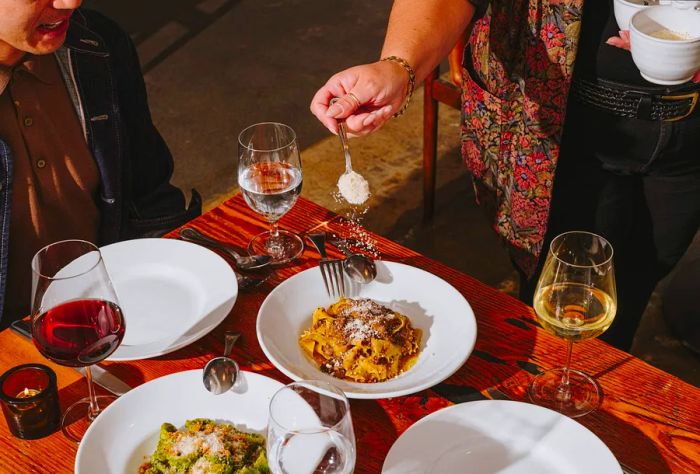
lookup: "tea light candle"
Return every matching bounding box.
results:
[17,388,41,398]
[0,364,60,439]
[13,388,40,412]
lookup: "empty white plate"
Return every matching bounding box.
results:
[382,400,621,473]
[256,261,477,399]
[103,238,237,361]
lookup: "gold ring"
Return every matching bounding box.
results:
[346,92,361,109]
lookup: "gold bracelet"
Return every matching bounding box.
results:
[381,56,416,118]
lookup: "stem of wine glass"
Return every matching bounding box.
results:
[270,221,280,239]
[556,339,574,402]
[84,366,101,421]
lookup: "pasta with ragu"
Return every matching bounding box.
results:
[299,298,422,383]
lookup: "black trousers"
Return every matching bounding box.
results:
[518,96,700,351]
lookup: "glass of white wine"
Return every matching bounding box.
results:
[528,231,617,418]
[238,122,304,264]
[267,380,356,474]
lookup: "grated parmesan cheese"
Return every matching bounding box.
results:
[191,457,213,474]
[338,170,370,205]
[172,430,226,457]
[173,436,199,457]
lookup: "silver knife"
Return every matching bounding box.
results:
[9,319,132,396]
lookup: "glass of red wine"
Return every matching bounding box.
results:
[30,240,125,442]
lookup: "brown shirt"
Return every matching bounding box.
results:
[0,54,100,322]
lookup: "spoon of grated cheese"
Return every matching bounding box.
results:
[331,98,370,205]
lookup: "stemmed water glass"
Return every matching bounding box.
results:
[31,240,125,442]
[238,122,304,264]
[267,380,356,474]
[528,231,617,418]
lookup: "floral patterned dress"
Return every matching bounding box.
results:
[462,0,584,274]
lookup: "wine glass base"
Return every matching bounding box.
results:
[248,230,304,265]
[61,394,116,443]
[528,368,601,418]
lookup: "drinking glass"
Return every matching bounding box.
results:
[31,240,125,441]
[267,380,356,474]
[528,231,617,418]
[238,122,304,264]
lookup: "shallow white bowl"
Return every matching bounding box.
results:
[75,370,284,474]
[382,400,622,474]
[630,5,700,84]
[256,261,477,399]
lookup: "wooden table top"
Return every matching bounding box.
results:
[1,194,698,473]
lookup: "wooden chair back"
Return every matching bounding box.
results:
[422,36,466,220]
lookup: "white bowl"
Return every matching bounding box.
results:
[630,6,700,85]
[75,370,284,474]
[256,261,477,399]
[614,0,658,31]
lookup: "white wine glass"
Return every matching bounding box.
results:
[238,122,304,264]
[528,231,617,418]
[267,380,356,474]
[31,240,125,442]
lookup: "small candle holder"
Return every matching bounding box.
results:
[0,364,60,439]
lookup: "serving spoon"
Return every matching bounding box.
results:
[203,331,241,394]
[179,227,271,270]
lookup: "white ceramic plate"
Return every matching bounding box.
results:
[256,261,477,399]
[75,370,283,473]
[382,400,622,474]
[103,238,237,361]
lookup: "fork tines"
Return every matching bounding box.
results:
[320,258,345,300]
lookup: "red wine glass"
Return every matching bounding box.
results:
[30,240,125,442]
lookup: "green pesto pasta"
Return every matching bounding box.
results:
[139,418,269,474]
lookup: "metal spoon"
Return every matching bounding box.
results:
[343,253,377,284]
[327,235,377,284]
[235,270,268,291]
[203,331,241,394]
[179,227,271,270]
[330,98,370,205]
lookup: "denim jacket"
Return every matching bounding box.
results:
[0,9,201,321]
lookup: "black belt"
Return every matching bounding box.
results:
[570,78,699,122]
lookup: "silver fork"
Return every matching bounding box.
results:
[307,233,345,299]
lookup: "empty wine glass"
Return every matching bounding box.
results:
[31,240,125,442]
[267,380,356,474]
[238,122,304,264]
[528,231,617,418]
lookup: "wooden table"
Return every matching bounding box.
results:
[1,195,698,473]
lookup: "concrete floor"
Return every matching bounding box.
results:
[85,0,698,386]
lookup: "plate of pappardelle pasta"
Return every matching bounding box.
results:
[256,261,477,399]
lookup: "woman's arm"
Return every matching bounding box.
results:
[310,0,476,136]
[381,0,475,83]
